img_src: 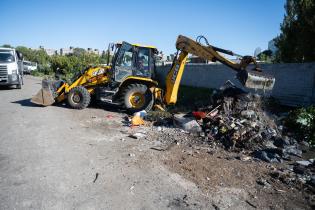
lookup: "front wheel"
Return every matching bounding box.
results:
[121,83,154,113]
[67,86,91,109]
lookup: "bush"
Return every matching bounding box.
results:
[285,106,315,146]
[30,70,45,77]
[37,63,53,75]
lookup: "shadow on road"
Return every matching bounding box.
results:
[91,101,126,113]
[55,100,126,113]
[0,86,17,90]
[11,99,43,107]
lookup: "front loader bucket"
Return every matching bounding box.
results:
[237,70,275,90]
[31,79,55,106]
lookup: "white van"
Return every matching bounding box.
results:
[0,48,24,89]
[23,61,37,74]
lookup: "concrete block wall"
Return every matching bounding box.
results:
[156,63,315,107]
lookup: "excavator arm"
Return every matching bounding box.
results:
[164,35,275,105]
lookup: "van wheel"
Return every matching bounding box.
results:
[120,83,154,113]
[67,86,91,109]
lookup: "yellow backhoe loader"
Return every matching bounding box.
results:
[31,35,275,112]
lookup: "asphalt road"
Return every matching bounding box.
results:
[0,76,213,210]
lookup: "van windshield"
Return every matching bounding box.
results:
[0,51,15,63]
[23,61,32,66]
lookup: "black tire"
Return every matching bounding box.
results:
[120,83,154,113]
[16,84,22,89]
[67,86,91,109]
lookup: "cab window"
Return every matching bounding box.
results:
[116,47,133,67]
[114,42,134,82]
[136,47,150,77]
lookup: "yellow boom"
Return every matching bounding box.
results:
[164,35,275,105]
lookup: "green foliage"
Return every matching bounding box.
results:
[286,106,315,146]
[5,44,109,77]
[275,0,315,62]
[72,48,86,56]
[30,70,46,77]
[1,44,13,48]
[257,50,274,63]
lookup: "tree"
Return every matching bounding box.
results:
[73,48,86,57]
[275,0,315,62]
[3,44,106,77]
[100,50,111,64]
[1,44,13,48]
[257,50,273,63]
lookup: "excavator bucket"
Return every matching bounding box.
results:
[31,79,56,106]
[237,70,275,90]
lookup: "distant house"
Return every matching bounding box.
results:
[39,46,57,56]
[60,47,74,55]
[86,48,101,55]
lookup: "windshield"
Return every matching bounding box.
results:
[0,51,15,63]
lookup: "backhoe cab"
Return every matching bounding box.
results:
[96,42,159,112]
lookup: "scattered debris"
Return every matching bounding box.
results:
[256,177,271,188]
[128,132,146,139]
[105,114,114,119]
[131,115,145,126]
[173,114,202,133]
[246,200,257,209]
[93,172,99,183]
[296,160,312,167]
[168,195,190,209]
[253,149,282,163]
[130,110,147,126]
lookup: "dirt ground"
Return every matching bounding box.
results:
[0,76,312,209]
[160,145,309,209]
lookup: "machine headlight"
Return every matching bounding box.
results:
[11,74,17,81]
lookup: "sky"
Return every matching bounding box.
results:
[0,0,285,55]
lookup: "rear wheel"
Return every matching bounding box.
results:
[67,86,91,109]
[121,83,153,113]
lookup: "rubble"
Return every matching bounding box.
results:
[253,149,282,163]
[256,177,271,188]
[173,114,202,133]
[181,84,312,167]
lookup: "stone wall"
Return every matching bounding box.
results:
[156,63,315,106]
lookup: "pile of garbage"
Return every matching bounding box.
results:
[188,85,278,150]
[172,84,313,163]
